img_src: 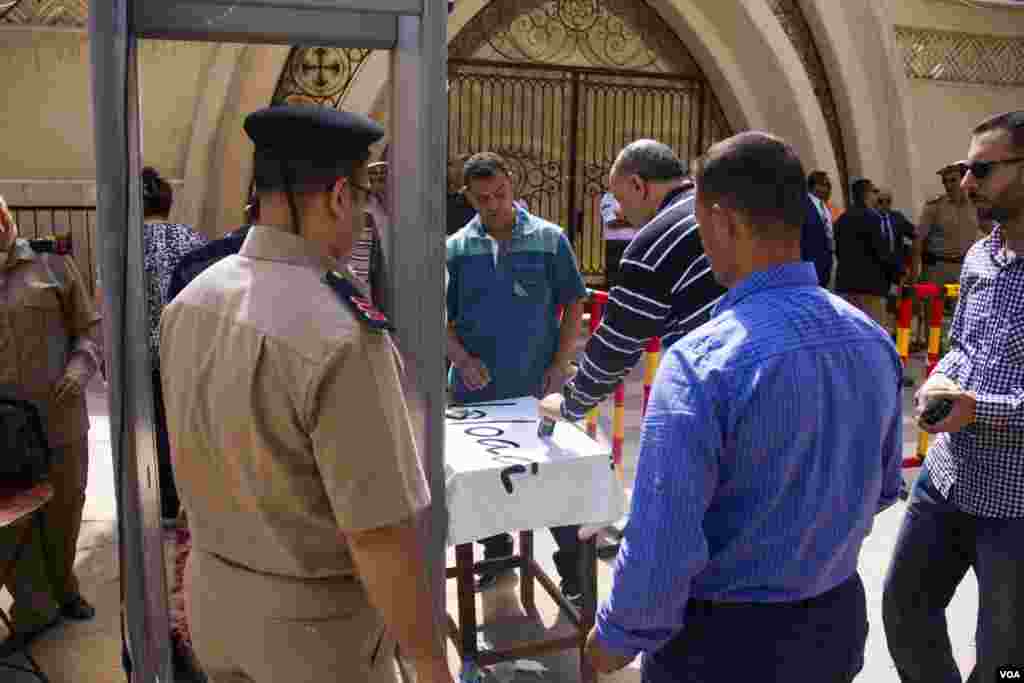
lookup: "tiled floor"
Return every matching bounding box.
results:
[1,351,980,682]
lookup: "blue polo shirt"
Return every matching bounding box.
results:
[446,208,587,403]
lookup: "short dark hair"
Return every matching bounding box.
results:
[851,178,874,207]
[251,152,367,195]
[141,167,173,218]
[614,140,687,182]
[694,131,806,237]
[807,170,830,191]
[462,152,512,185]
[973,111,1024,151]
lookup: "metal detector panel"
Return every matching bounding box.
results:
[89,1,447,681]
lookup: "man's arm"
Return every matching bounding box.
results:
[561,219,723,421]
[310,335,449,682]
[347,518,450,681]
[877,357,905,514]
[911,204,934,281]
[591,346,718,665]
[54,254,102,401]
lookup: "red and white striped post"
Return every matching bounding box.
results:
[642,337,661,416]
[585,290,609,440]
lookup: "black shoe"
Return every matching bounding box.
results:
[0,615,60,658]
[60,594,96,621]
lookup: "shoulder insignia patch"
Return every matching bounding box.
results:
[322,270,394,332]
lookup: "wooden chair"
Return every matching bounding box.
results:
[0,480,56,683]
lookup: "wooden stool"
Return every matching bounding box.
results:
[446,530,598,683]
[0,481,56,683]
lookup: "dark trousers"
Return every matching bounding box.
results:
[479,525,582,590]
[152,367,179,519]
[883,468,1024,683]
[642,573,868,683]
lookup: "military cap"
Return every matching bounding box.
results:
[245,105,384,163]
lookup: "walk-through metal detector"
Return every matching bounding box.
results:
[88,2,448,680]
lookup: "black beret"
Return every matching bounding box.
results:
[244,105,384,163]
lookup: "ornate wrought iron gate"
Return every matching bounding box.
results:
[448,59,730,283]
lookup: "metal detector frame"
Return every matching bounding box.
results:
[88,2,448,680]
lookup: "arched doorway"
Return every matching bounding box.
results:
[448,0,733,284]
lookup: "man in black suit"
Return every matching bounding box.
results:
[835,179,903,327]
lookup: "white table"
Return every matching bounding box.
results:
[444,397,626,683]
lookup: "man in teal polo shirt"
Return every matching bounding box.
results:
[446,152,587,600]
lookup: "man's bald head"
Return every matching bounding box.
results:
[0,195,18,252]
[608,140,689,227]
[611,139,687,182]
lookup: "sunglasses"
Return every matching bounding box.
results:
[959,157,1024,180]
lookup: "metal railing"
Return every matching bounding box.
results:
[584,283,963,475]
[8,205,99,298]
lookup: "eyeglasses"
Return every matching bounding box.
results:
[959,157,1024,180]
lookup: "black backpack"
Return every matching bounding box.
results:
[0,398,53,486]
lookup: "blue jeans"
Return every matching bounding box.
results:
[642,573,867,683]
[883,467,1024,683]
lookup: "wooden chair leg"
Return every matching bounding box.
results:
[519,530,534,612]
[455,543,478,662]
[579,535,599,683]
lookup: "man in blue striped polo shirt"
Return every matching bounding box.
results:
[446,152,588,600]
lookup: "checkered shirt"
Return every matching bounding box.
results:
[926,224,1024,518]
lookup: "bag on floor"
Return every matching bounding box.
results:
[0,397,53,486]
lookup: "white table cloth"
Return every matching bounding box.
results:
[445,396,626,546]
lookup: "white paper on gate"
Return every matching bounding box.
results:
[444,396,626,546]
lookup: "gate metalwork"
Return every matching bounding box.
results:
[447,0,732,284]
[448,59,730,283]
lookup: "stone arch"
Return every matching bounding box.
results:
[798,0,922,213]
[180,0,916,231]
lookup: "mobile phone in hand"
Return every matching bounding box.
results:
[920,397,954,426]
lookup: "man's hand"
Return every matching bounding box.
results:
[540,360,574,397]
[53,368,88,403]
[539,393,565,424]
[916,374,975,434]
[453,353,491,391]
[584,625,634,674]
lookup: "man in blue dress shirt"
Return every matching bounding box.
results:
[584,131,904,682]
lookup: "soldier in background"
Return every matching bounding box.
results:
[912,162,979,289]
[0,194,102,655]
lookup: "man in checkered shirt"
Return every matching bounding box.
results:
[883,111,1024,683]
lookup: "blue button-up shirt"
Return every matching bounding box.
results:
[446,208,587,402]
[596,262,903,658]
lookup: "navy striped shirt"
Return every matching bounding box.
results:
[562,185,726,420]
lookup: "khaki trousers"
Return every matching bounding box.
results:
[0,437,88,630]
[186,548,407,683]
[841,293,889,329]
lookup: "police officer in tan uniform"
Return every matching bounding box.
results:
[0,195,102,656]
[912,162,979,287]
[160,106,452,683]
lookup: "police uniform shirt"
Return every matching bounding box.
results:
[919,194,979,261]
[160,225,429,579]
[0,238,102,446]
